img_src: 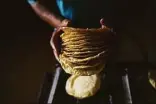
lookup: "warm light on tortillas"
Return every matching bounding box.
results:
[65,74,101,99]
[148,70,156,89]
[58,27,115,99]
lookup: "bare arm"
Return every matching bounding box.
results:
[27,0,64,28]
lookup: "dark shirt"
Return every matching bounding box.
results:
[56,0,115,28]
[56,0,149,62]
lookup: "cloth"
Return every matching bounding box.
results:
[55,0,149,62]
[56,0,114,28]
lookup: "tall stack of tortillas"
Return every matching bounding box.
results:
[58,26,115,99]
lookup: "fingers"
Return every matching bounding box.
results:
[50,28,60,50]
[100,18,105,28]
[53,50,60,62]
[50,27,63,61]
[50,19,72,62]
[100,18,114,33]
[60,19,72,27]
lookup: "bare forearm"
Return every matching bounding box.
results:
[28,1,63,28]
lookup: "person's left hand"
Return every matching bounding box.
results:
[50,19,72,62]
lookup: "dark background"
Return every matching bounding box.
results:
[1,0,156,104]
[2,0,56,104]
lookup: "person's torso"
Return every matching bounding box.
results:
[56,0,115,28]
[56,0,150,63]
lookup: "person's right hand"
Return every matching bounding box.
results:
[50,19,72,62]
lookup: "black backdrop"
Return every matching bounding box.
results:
[2,0,56,104]
[1,0,156,103]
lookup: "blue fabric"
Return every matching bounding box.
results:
[56,0,95,20]
[56,0,73,20]
[56,0,113,28]
[27,0,36,5]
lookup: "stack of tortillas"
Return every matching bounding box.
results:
[58,26,115,99]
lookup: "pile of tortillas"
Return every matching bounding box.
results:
[58,26,115,99]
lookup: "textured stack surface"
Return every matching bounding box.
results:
[58,27,115,99]
[59,27,115,76]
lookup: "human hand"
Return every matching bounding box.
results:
[100,18,105,28]
[100,18,114,33]
[50,19,72,61]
